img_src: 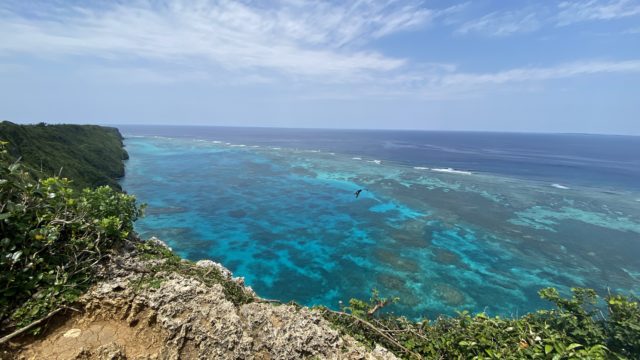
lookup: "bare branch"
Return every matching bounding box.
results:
[0,306,79,345]
[323,308,421,359]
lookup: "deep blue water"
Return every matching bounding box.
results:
[118,125,640,319]
[118,125,640,191]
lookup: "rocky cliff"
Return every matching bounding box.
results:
[8,237,396,360]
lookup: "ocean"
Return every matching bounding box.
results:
[117,125,640,319]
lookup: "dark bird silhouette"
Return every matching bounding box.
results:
[354,189,363,198]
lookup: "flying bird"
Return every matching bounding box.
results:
[354,189,363,198]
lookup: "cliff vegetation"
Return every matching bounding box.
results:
[320,287,640,359]
[0,121,128,190]
[0,141,142,331]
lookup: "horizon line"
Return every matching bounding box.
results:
[4,119,639,138]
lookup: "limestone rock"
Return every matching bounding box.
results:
[196,259,233,279]
[95,343,127,360]
[14,237,398,360]
[147,236,171,251]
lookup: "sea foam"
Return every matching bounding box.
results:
[432,168,472,175]
[551,184,570,190]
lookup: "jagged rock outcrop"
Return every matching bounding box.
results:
[13,238,397,360]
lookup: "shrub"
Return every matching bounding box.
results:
[0,142,142,330]
[323,287,640,359]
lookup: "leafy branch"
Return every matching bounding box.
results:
[0,143,143,332]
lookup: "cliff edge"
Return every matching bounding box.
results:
[9,237,396,360]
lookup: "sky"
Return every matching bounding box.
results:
[1,0,639,134]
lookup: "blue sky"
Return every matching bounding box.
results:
[1,0,639,134]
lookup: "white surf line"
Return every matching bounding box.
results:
[431,167,472,175]
[551,183,570,189]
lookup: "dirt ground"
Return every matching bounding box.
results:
[6,307,164,360]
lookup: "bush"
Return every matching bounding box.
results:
[0,142,142,330]
[323,287,640,359]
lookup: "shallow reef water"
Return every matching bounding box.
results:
[121,136,640,319]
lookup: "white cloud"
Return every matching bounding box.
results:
[455,0,640,37]
[557,0,640,26]
[0,0,432,82]
[1,1,639,100]
[291,59,640,100]
[432,60,640,92]
[456,10,541,37]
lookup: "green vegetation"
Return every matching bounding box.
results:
[321,288,640,359]
[0,142,142,332]
[0,121,128,190]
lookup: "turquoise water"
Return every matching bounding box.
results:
[121,135,640,319]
